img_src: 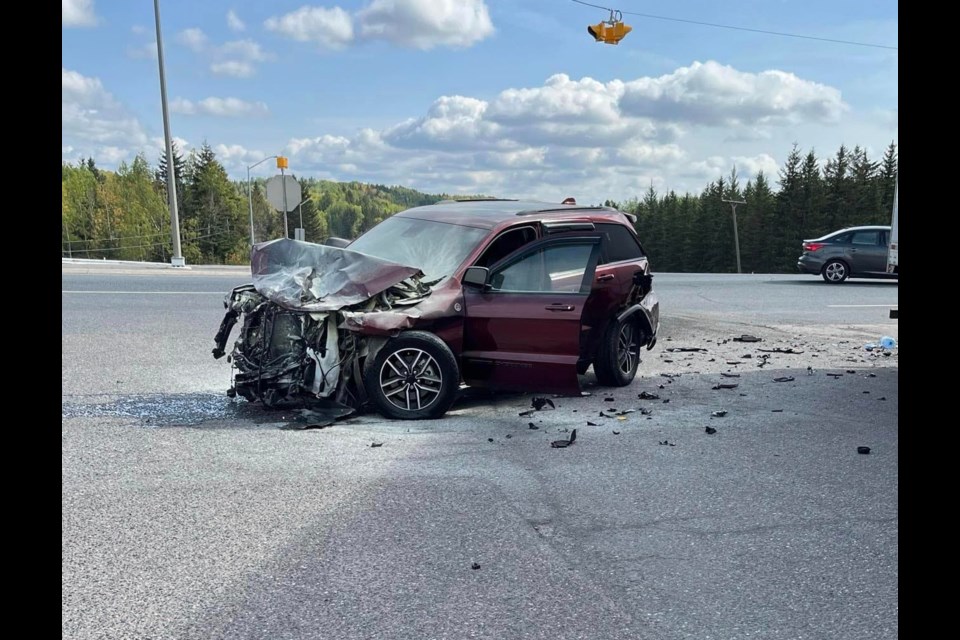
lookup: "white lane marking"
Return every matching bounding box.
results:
[62,290,225,295]
[827,304,897,308]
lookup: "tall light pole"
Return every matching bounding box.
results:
[246,155,278,246]
[298,195,311,233]
[153,0,184,267]
[721,198,746,274]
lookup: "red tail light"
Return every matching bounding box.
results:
[803,242,825,252]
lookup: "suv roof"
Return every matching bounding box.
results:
[395,199,633,230]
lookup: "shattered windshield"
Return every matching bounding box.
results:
[348,216,487,282]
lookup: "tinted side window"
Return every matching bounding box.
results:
[831,232,852,244]
[851,230,880,245]
[596,223,644,263]
[474,226,537,268]
[490,244,594,293]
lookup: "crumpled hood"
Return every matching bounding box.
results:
[251,238,424,312]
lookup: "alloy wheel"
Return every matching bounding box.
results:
[379,348,444,412]
[616,322,639,375]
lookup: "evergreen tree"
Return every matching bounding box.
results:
[823,144,852,231]
[879,141,898,214]
[849,145,881,224]
[155,141,187,209]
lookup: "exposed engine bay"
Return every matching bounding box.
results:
[213,239,434,408]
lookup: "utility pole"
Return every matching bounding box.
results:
[153,0,184,267]
[721,198,746,274]
[278,156,290,238]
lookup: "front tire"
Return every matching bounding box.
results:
[594,318,642,387]
[821,259,849,283]
[363,331,459,420]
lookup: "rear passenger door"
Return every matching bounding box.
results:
[583,223,647,332]
[846,229,886,274]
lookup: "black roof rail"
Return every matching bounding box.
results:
[433,198,519,204]
[516,206,616,216]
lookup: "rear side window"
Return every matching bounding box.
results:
[596,223,644,263]
[851,230,880,245]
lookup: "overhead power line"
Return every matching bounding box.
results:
[570,0,898,51]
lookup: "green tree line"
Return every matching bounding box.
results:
[616,142,898,273]
[61,143,444,264]
[62,141,896,271]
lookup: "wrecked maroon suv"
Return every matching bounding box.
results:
[213,199,659,419]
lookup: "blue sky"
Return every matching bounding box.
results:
[62,0,898,201]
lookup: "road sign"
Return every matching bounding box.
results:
[265,175,301,212]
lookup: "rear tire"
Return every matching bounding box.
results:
[821,259,849,283]
[363,331,459,420]
[594,318,642,387]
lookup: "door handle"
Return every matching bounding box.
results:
[849,249,858,253]
[596,274,615,282]
[545,304,575,312]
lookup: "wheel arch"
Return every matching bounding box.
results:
[616,304,657,350]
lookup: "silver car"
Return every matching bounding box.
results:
[797,225,896,283]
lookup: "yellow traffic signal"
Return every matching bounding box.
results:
[588,22,607,41]
[606,21,631,44]
[276,156,288,169]
[587,10,631,45]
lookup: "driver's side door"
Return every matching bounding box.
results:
[461,236,601,395]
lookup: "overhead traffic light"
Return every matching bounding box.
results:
[587,10,632,45]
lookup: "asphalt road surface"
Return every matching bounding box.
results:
[62,262,898,640]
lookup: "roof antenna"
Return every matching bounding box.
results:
[561,197,577,205]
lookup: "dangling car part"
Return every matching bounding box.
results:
[214,200,660,420]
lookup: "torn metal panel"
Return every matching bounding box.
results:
[339,287,464,334]
[251,238,428,312]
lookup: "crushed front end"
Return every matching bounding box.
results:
[212,239,432,408]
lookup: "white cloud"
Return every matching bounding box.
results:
[211,61,255,78]
[220,39,271,61]
[265,1,494,51]
[383,96,502,150]
[171,97,269,117]
[213,144,271,170]
[488,74,623,125]
[619,60,846,126]
[177,27,208,52]
[616,144,686,166]
[731,153,779,177]
[131,24,146,35]
[227,9,245,32]
[286,134,353,159]
[681,154,779,182]
[211,39,274,77]
[63,0,97,27]
[97,146,129,164]
[62,68,147,164]
[265,6,354,49]
[358,0,494,50]
[176,31,272,77]
[276,61,863,200]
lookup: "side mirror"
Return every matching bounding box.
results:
[324,237,351,248]
[462,266,489,288]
